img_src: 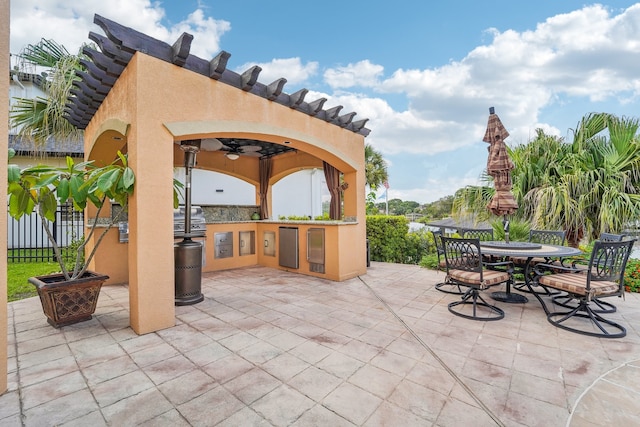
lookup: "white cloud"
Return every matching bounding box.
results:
[9,1,230,59]
[350,3,640,161]
[323,60,384,89]
[154,9,231,59]
[234,58,319,86]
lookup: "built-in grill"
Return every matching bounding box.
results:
[173,206,206,238]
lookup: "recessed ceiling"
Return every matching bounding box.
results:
[201,138,296,158]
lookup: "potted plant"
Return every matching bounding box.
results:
[7,150,135,327]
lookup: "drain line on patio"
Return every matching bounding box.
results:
[357,276,505,427]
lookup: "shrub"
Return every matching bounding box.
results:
[367,216,409,263]
[625,258,640,292]
[419,253,440,269]
[403,228,433,264]
[366,216,436,265]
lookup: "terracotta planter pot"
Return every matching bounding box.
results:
[28,271,109,328]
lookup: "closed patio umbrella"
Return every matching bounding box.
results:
[483,107,518,241]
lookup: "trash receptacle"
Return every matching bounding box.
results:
[174,239,204,306]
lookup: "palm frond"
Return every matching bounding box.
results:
[19,39,70,69]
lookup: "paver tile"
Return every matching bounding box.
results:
[4,264,640,426]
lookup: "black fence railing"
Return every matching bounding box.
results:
[7,203,84,263]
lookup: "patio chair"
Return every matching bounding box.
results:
[432,230,465,295]
[459,228,494,241]
[599,232,626,242]
[512,229,566,295]
[553,232,632,313]
[441,236,513,321]
[460,227,495,263]
[512,229,566,266]
[531,239,635,338]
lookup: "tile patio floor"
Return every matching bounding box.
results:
[1,262,639,426]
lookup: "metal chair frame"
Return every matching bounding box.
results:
[441,237,513,321]
[432,230,465,295]
[553,232,628,313]
[459,228,494,241]
[529,229,567,245]
[599,232,626,242]
[531,239,634,338]
[513,229,566,295]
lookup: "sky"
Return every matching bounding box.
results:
[9,1,640,204]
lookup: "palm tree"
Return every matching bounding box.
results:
[10,39,84,147]
[451,184,494,223]
[453,113,640,247]
[364,143,388,191]
[522,113,640,246]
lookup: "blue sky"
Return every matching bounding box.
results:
[9,1,640,203]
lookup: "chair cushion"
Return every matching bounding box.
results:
[448,269,510,289]
[510,256,548,266]
[539,273,620,297]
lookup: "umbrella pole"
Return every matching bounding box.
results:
[503,215,510,243]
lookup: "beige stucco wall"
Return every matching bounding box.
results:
[82,52,367,334]
[1,0,9,394]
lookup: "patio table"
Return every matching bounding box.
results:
[480,241,582,303]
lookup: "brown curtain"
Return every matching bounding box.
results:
[259,158,272,219]
[323,161,348,220]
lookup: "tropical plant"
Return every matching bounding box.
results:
[490,217,530,242]
[364,143,388,191]
[366,191,380,215]
[453,113,640,247]
[522,113,640,246]
[452,184,494,223]
[10,38,85,146]
[7,151,135,281]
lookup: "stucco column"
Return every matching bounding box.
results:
[127,125,176,334]
[342,168,365,221]
[125,57,176,333]
[0,0,9,394]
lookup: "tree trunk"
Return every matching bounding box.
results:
[565,226,584,248]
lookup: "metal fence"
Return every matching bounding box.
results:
[7,203,84,263]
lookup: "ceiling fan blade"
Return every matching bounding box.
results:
[200,138,224,151]
[243,151,262,157]
[240,145,262,153]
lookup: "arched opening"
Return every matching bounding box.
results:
[173,168,255,205]
[271,168,328,219]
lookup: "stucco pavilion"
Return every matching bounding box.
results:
[66,15,371,335]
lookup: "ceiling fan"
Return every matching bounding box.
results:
[200,138,262,160]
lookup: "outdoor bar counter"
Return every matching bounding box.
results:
[91,206,365,285]
[201,218,362,282]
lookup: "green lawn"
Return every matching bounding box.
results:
[7,262,60,302]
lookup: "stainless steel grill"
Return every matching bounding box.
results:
[174,206,206,238]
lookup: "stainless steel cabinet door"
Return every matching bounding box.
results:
[279,227,299,269]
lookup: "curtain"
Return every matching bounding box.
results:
[259,158,272,219]
[323,161,348,220]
